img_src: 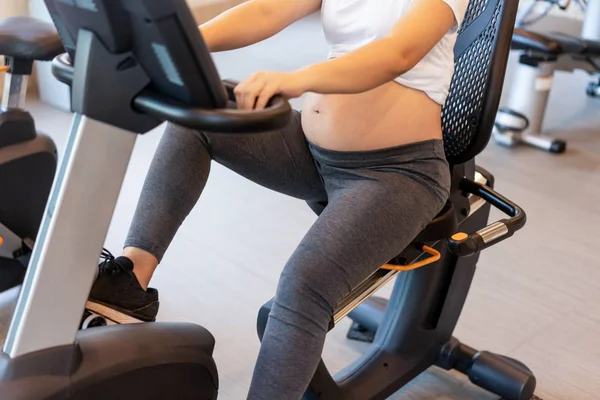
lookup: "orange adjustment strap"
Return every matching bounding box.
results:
[0,66,9,73]
[0,236,4,246]
[381,245,441,272]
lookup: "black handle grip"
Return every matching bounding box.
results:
[51,54,292,133]
[448,178,526,257]
[222,79,240,102]
[133,90,291,133]
[52,53,73,85]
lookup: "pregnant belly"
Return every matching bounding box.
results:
[301,81,443,151]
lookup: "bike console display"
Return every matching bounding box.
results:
[44,0,292,133]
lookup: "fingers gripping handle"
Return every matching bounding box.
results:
[133,88,292,133]
[221,79,287,106]
[448,178,526,257]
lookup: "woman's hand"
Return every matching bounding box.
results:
[234,71,309,110]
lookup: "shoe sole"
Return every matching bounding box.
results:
[86,300,147,324]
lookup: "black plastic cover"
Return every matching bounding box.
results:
[0,257,26,292]
[45,0,227,109]
[0,323,218,399]
[0,133,56,241]
[51,53,292,133]
[45,0,133,56]
[0,110,36,147]
[122,0,228,108]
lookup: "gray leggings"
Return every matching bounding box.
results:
[125,111,451,400]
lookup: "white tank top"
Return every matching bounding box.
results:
[321,0,469,105]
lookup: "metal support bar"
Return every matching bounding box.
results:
[522,133,560,151]
[1,74,28,110]
[505,60,556,136]
[554,56,599,75]
[3,115,137,357]
[494,57,568,153]
[334,269,398,324]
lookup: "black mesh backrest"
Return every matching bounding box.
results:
[442,0,518,165]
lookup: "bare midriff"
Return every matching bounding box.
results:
[301,81,443,151]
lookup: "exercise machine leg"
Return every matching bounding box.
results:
[494,58,566,153]
[437,338,536,400]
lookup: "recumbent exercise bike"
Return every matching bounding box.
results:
[0,17,61,293]
[0,0,540,399]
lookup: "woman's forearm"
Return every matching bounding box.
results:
[294,0,457,95]
[200,1,289,52]
[297,39,408,95]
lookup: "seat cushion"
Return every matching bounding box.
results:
[0,17,63,61]
[512,28,600,57]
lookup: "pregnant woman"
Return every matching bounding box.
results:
[88,0,468,399]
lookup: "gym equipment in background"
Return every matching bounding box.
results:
[493,0,600,153]
[0,0,539,399]
[0,17,61,293]
[516,0,587,29]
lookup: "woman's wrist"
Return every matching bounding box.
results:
[293,66,319,94]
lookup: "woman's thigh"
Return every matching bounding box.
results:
[274,152,450,322]
[202,110,327,202]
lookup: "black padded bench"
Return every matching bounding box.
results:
[0,17,63,75]
[512,27,600,59]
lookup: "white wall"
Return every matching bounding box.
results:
[2,0,28,16]
[29,0,70,111]
[519,0,587,19]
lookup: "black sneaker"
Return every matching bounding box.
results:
[86,249,159,323]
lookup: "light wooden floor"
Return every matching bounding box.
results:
[2,14,600,400]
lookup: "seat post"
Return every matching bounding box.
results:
[2,57,34,110]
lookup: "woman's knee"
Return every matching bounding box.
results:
[161,122,210,151]
[151,123,212,178]
[272,244,350,332]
